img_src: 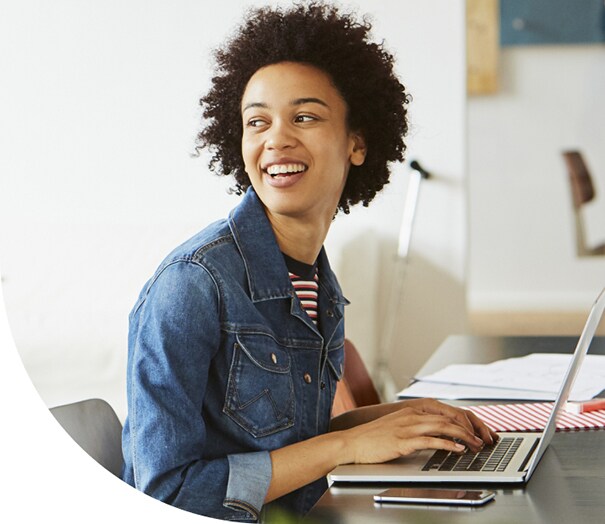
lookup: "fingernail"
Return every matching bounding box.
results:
[455,443,466,452]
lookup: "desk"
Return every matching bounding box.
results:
[307,336,605,524]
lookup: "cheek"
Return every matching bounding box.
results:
[324,141,353,173]
[241,141,256,172]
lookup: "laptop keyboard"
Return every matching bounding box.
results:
[422,437,524,472]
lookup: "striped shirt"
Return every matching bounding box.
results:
[283,253,319,326]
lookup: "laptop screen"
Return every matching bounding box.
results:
[525,287,605,478]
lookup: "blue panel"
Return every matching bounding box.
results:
[501,0,605,46]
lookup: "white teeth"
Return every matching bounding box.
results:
[266,163,306,176]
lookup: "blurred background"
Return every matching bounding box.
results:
[1,0,604,422]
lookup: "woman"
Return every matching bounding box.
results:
[121,3,497,521]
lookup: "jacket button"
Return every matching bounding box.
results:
[326,309,334,317]
[320,381,326,390]
[271,353,277,364]
[304,373,312,384]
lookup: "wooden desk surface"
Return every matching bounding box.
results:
[307,336,605,524]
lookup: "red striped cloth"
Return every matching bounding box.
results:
[289,271,319,324]
[466,402,605,432]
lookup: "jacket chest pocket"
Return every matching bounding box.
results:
[223,333,295,438]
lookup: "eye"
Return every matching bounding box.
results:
[294,114,317,124]
[246,117,268,128]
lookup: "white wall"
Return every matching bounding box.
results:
[349,0,467,394]
[468,45,605,312]
[0,0,466,420]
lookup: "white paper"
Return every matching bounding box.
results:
[397,353,605,402]
[397,381,559,401]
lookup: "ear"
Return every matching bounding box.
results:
[349,132,367,166]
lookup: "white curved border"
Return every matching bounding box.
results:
[0,271,217,522]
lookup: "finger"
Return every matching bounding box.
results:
[397,435,467,457]
[416,399,478,436]
[387,409,477,440]
[465,410,499,445]
[399,416,485,452]
[422,401,497,445]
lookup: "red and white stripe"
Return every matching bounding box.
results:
[466,403,605,432]
[289,272,319,324]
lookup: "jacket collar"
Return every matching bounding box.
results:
[227,188,348,305]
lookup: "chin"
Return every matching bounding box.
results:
[267,203,308,218]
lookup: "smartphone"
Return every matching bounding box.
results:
[373,487,495,506]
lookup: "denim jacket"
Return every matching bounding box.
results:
[121,188,348,521]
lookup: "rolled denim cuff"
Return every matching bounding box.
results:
[224,451,272,519]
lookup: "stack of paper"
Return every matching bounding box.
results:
[397,353,605,401]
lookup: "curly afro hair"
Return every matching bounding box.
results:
[197,1,410,213]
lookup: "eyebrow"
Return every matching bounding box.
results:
[291,97,329,108]
[242,97,329,113]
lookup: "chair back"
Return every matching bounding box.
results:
[332,339,381,417]
[561,151,605,256]
[50,398,123,477]
[563,151,595,207]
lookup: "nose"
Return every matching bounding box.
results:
[265,119,297,150]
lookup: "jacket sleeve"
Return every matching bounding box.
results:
[125,260,272,521]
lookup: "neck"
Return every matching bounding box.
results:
[266,211,332,265]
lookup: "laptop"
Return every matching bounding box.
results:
[329,287,605,484]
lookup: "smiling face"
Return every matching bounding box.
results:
[241,62,366,224]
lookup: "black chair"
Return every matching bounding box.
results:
[50,398,123,477]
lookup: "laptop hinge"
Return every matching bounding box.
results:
[518,438,540,472]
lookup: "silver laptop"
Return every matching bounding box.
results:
[329,287,605,484]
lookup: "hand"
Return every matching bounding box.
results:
[401,398,499,446]
[339,399,497,466]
